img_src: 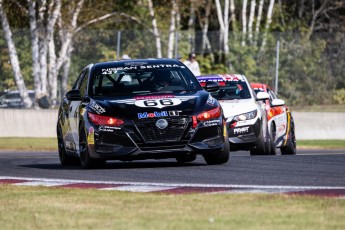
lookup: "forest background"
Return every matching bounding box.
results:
[0,0,344,108]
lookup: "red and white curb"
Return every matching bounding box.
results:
[1,176,345,198]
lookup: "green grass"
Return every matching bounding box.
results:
[0,139,344,229]
[0,185,344,230]
[0,137,57,151]
[298,140,345,149]
[0,138,345,151]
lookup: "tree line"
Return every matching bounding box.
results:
[0,0,344,108]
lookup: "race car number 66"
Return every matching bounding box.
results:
[135,98,182,109]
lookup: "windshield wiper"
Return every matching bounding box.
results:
[132,90,151,95]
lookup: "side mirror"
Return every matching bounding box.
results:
[256,92,269,101]
[66,89,82,101]
[204,81,219,92]
[271,98,285,107]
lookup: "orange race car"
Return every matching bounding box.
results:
[250,83,296,155]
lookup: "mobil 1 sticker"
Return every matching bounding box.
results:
[135,98,181,109]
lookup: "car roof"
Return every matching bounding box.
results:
[89,58,183,70]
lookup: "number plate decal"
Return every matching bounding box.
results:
[134,98,182,108]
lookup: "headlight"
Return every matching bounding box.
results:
[233,110,257,121]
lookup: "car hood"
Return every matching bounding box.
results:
[87,90,218,119]
[218,99,258,118]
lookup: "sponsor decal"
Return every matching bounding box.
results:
[90,101,106,114]
[134,95,174,100]
[222,74,243,81]
[102,66,138,74]
[87,127,95,144]
[277,124,286,133]
[207,95,215,106]
[233,126,250,135]
[236,120,250,125]
[112,96,196,106]
[102,65,186,75]
[137,110,182,119]
[197,75,223,83]
[135,98,182,109]
[138,111,168,119]
[168,110,182,116]
[99,126,121,132]
[203,120,221,127]
[197,74,244,83]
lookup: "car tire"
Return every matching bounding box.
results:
[250,126,269,155]
[79,128,106,169]
[250,138,265,155]
[203,130,230,165]
[269,125,277,155]
[57,125,79,166]
[281,122,296,155]
[176,153,197,163]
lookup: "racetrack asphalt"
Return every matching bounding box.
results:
[1,149,345,197]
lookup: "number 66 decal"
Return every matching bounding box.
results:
[135,98,182,108]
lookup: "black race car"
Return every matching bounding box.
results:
[57,59,229,168]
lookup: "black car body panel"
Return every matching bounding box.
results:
[57,59,229,167]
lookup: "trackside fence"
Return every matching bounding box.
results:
[0,109,344,140]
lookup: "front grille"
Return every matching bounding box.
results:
[134,117,189,144]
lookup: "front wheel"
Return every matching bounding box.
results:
[250,126,270,155]
[203,132,230,165]
[79,128,106,169]
[269,125,277,155]
[281,122,296,155]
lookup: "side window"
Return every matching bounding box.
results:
[72,71,86,90]
[79,70,89,97]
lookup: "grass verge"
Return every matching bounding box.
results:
[297,140,345,149]
[0,184,344,230]
[1,138,345,151]
[0,137,57,151]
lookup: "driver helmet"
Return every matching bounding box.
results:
[152,70,172,89]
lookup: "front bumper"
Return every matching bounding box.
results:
[87,117,226,160]
[227,117,262,150]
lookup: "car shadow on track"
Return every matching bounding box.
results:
[19,159,208,170]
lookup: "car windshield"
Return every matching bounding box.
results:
[90,66,201,97]
[210,81,251,100]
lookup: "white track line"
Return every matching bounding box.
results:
[1,176,345,190]
[102,185,177,192]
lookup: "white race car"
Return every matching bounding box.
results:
[198,74,274,155]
